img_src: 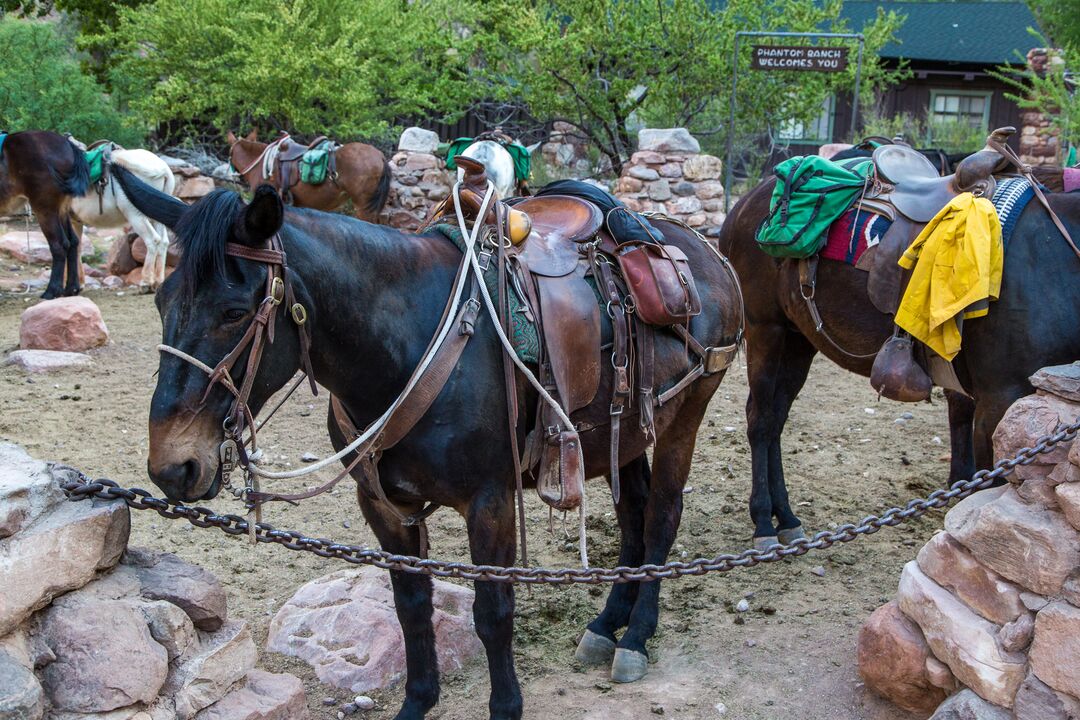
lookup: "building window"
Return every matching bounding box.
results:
[929,90,991,130]
[778,95,835,143]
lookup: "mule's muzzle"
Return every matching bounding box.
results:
[147,458,222,503]
[147,413,224,502]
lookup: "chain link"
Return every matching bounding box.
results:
[61,417,1080,585]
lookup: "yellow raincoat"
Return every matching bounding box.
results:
[895,192,1003,361]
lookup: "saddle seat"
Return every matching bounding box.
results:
[508,195,603,277]
[277,135,330,163]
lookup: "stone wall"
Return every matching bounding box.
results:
[378,127,452,232]
[1018,49,1063,168]
[613,128,726,238]
[538,121,594,176]
[858,362,1080,719]
[0,444,308,720]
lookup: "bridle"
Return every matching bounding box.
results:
[158,235,316,502]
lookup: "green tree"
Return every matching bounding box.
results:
[0,17,142,145]
[481,0,906,173]
[97,0,495,143]
[1026,0,1080,49]
[993,41,1078,156]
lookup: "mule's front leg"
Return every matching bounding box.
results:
[357,501,440,720]
[467,496,522,720]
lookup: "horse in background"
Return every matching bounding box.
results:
[446,130,539,198]
[227,129,390,221]
[0,130,90,298]
[67,141,176,291]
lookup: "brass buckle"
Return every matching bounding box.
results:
[291,303,308,325]
[269,277,285,306]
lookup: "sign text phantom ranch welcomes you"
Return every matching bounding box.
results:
[751,45,849,72]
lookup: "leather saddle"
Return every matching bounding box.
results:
[271,135,336,201]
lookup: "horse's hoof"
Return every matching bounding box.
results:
[778,525,807,545]
[610,648,648,683]
[753,536,780,552]
[138,283,153,295]
[575,630,616,666]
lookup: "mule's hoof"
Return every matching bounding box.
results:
[575,630,616,666]
[778,525,807,544]
[138,283,153,295]
[610,648,648,683]
[753,536,780,552]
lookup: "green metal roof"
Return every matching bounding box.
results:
[840,1,1043,65]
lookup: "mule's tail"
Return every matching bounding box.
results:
[51,139,91,197]
[367,159,391,215]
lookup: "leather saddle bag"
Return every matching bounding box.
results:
[870,333,932,402]
[536,426,584,511]
[615,241,702,326]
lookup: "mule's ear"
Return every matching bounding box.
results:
[246,128,258,142]
[226,130,238,145]
[234,185,283,246]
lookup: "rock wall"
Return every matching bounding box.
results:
[1018,49,1063,168]
[858,362,1080,719]
[0,444,308,720]
[378,127,452,232]
[539,121,594,176]
[613,128,726,238]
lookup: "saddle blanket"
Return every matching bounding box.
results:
[821,206,892,265]
[1065,167,1080,193]
[990,177,1035,251]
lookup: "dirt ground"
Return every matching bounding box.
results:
[0,251,953,720]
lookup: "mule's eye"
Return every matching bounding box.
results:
[223,308,247,322]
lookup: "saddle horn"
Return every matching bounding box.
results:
[955,126,1017,192]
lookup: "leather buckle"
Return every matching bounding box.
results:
[291,303,307,325]
[269,277,285,305]
[609,403,624,416]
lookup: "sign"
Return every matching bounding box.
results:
[751,45,849,72]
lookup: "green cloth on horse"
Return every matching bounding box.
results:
[85,145,108,185]
[755,155,873,259]
[445,137,532,183]
[299,140,335,185]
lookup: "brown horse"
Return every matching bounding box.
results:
[227,130,390,221]
[0,130,90,298]
[719,173,1080,547]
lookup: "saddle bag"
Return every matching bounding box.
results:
[615,241,702,326]
[870,332,932,402]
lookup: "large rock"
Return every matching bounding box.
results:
[945,485,1080,596]
[637,128,700,154]
[131,236,180,268]
[896,562,1026,707]
[857,600,950,713]
[105,234,139,277]
[138,599,198,661]
[0,493,129,636]
[1030,601,1080,697]
[0,444,64,539]
[916,531,1027,625]
[1014,671,1075,720]
[123,548,228,631]
[267,566,482,693]
[0,230,50,264]
[398,127,440,154]
[5,349,93,374]
[19,297,109,352]
[176,176,216,201]
[993,393,1077,484]
[194,670,307,720]
[0,648,43,720]
[38,598,169,713]
[928,689,1012,720]
[165,620,257,720]
[1029,362,1080,403]
[1055,482,1080,531]
[682,154,723,182]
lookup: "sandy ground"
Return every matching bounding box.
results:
[0,255,951,720]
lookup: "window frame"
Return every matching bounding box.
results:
[777,94,836,144]
[928,89,992,131]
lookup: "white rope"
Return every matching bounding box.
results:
[261,142,281,182]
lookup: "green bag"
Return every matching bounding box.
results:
[756,155,872,258]
[85,145,108,185]
[299,141,334,185]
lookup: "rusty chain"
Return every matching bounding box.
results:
[61,417,1079,585]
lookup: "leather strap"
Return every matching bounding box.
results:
[593,249,629,505]
[798,256,878,360]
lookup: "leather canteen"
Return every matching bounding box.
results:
[616,241,702,326]
[870,334,932,402]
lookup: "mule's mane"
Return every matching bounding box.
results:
[174,189,246,294]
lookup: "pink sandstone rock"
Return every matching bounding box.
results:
[857,600,950,713]
[194,669,308,720]
[1029,363,1080,403]
[1014,671,1077,720]
[1030,601,1080,698]
[1054,483,1080,531]
[267,566,482,693]
[682,155,723,182]
[819,143,854,159]
[916,531,1027,625]
[993,393,1077,483]
[629,151,665,166]
[896,562,1026,708]
[945,485,1080,596]
[928,689,1012,719]
[131,236,180,267]
[19,297,109,352]
[123,548,228,631]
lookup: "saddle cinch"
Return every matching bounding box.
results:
[432,157,720,511]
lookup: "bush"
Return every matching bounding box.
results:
[861,109,988,154]
[0,18,142,145]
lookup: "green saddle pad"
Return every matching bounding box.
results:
[299,141,335,185]
[85,146,107,186]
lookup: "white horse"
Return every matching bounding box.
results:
[70,147,175,290]
[456,138,540,199]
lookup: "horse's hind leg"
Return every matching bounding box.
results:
[945,390,976,484]
[576,455,650,666]
[39,213,70,300]
[767,331,816,543]
[129,214,162,292]
[466,494,522,720]
[61,215,82,296]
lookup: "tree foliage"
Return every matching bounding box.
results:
[481,0,906,173]
[0,17,141,145]
[96,0,495,143]
[993,41,1079,152]
[1026,0,1080,50]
